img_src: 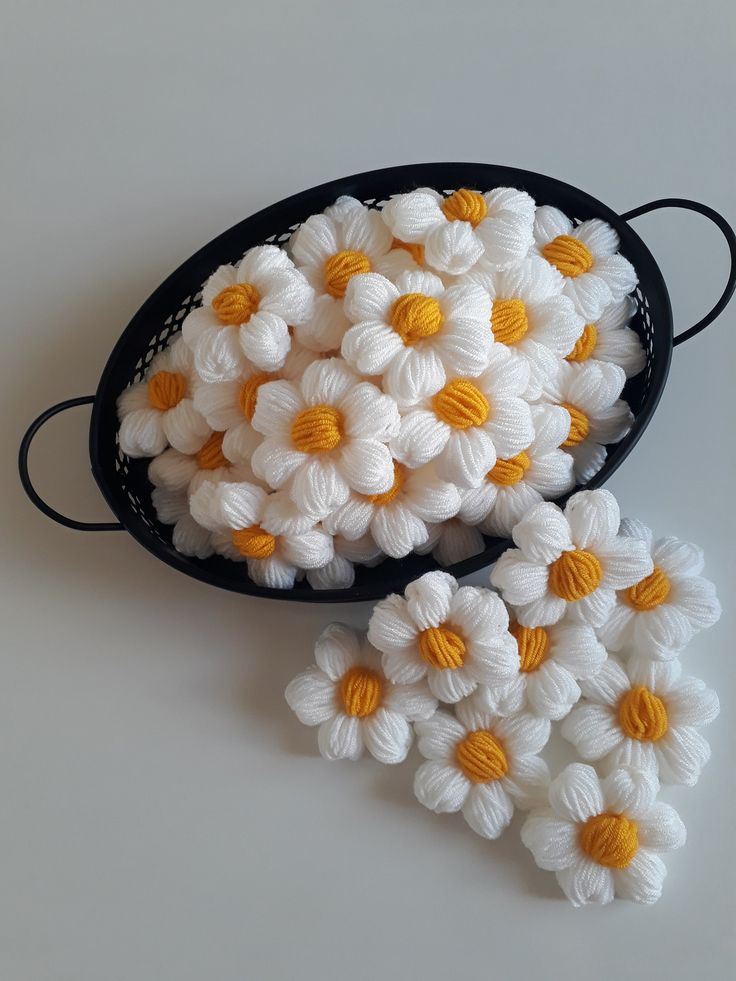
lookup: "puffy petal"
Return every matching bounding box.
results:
[344,272,399,322]
[383,681,437,722]
[251,379,303,436]
[490,550,549,605]
[601,766,659,820]
[511,501,572,563]
[317,714,363,761]
[368,594,418,654]
[495,712,551,757]
[391,410,449,469]
[462,781,515,839]
[314,622,360,680]
[557,858,615,906]
[436,427,495,488]
[371,503,429,558]
[300,357,356,406]
[636,802,687,852]
[561,703,623,760]
[339,439,394,495]
[362,708,413,764]
[405,570,457,629]
[341,320,404,375]
[521,810,578,870]
[549,763,604,822]
[239,311,290,371]
[414,710,466,762]
[424,221,484,275]
[525,661,581,720]
[285,667,337,725]
[413,760,468,812]
[291,456,350,519]
[656,726,711,787]
[427,667,478,703]
[503,754,551,810]
[612,850,666,905]
[341,384,400,440]
[250,436,304,489]
[564,489,620,550]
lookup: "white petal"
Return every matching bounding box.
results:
[391,410,449,469]
[317,714,363,761]
[564,489,620,550]
[636,802,686,852]
[436,428,495,488]
[428,667,478,703]
[250,379,303,436]
[503,754,551,810]
[300,357,356,406]
[656,727,711,786]
[578,656,630,704]
[314,622,360,680]
[495,712,550,757]
[239,311,290,371]
[383,681,437,722]
[490,550,549,605]
[612,850,666,905]
[601,766,659,819]
[549,763,604,822]
[561,703,623,760]
[413,760,468,812]
[362,708,412,764]
[344,272,398,323]
[525,661,581,720]
[557,858,615,906]
[405,569,457,628]
[368,594,418,654]
[424,221,484,275]
[521,810,578,870]
[284,667,337,725]
[598,538,654,589]
[341,384,400,440]
[291,456,350,519]
[462,782,514,839]
[250,436,304,489]
[511,501,572,563]
[414,710,465,762]
[341,320,403,375]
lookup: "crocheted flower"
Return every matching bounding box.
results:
[562,656,719,786]
[250,358,400,520]
[285,623,436,763]
[117,338,210,457]
[181,245,313,381]
[490,489,653,628]
[341,269,492,405]
[457,403,575,538]
[564,295,646,378]
[598,519,722,659]
[368,572,518,702]
[151,486,214,559]
[414,697,550,839]
[306,533,384,591]
[391,345,535,488]
[533,206,637,321]
[382,186,535,275]
[463,256,584,399]
[323,463,460,559]
[543,360,633,483]
[415,518,485,567]
[521,764,686,906]
[147,431,255,499]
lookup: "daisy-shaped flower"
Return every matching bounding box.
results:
[250,357,399,520]
[341,269,492,406]
[382,186,535,275]
[457,403,575,538]
[181,245,313,381]
[490,489,653,628]
[285,623,436,764]
[117,337,211,457]
[562,655,719,786]
[543,360,633,483]
[391,345,535,488]
[521,764,686,906]
[598,519,722,659]
[564,295,646,378]
[414,696,550,839]
[323,463,460,559]
[533,206,637,321]
[147,430,255,499]
[189,480,332,589]
[415,518,485,567]
[367,571,518,702]
[306,532,384,591]
[150,486,214,559]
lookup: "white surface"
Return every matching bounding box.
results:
[2,1,735,978]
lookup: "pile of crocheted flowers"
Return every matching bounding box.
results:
[116,187,645,588]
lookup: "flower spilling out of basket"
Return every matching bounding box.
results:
[116,186,645,589]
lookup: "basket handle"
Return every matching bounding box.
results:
[18,396,124,532]
[621,198,736,346]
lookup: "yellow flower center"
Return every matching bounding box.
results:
[509,622,549,673]
[579,813,639,869]
[441,188,488,228]
[625,567,672,612]
[560,402,590,448]
[432,379,490,429]
[618,686,669,742]
[238,371,275,422]
[323,249,372,298]
[339,666,383,718]
[548,549,603,602]
[566,323,598,362]
[487,451,531,487]
[391,237,425,265]
[291,405,343,454]
[231,525,277,560]
[542,235,595,278]
[391,293,444,345]
[147,370,187,411]
[417,625,466,670]
[365,462,405,506]
[211,283,261,325]
[196,431,229,470]
[456,730,508,783]
[491,298,530,345]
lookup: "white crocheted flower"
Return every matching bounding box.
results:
[457,403,575,538]
[341,269,492,405]
[306,533,384,591]
[521,764,686,906]
[414,697,550,839]
[533,206,637,321]
[285,623,436,763]
[151,486,214,559]
[382,186,535,275]
[147,431,255,499]
[562,656,719,787]
[368,572,518,702]
[490,490,653,628]
[250,358,400,520]
[181,245,313,381]
[598,519,722,659]
[391,345,535,488]
[415,518,485,568]
[563,295,646,378]
[117,338,210,457]
[543,360,633,483]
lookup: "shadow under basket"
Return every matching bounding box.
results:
[19,163,736,602]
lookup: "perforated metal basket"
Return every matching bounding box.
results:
[19,163,736,602]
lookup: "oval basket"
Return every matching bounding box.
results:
[19,163,736,602]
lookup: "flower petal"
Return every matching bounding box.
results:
[284,666,336,725]
[549,763,604,822]
[362,708,412,764]
[413,760,468,812]
[521,810,578,870]
[462,782,515,839]
[317,714,363,761]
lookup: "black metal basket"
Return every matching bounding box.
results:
[19,163,736,603]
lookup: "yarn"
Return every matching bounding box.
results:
[391,293,443,344]
[488,451,530,487]
[211,282,261,324]
[365,461,405,506]
[560,402,590,448]
[196,431,229,470]
[579,813,638,868]
[455,729,508,783]
[417,625,466,670]
[339,666,383,718]
[625,566,671,611]
[391,238,425,265]
[491,298,529,345]
[542,236,594,278]
[238,372,274,421]
[618,686,669,742]
[510,622,549,673]
[323,249,372,298]
[231,525,277,560]
[441,188,488,227]
[549,549,603,601]
[147,371,187,410]
[432,379,490,429]
[290,404,343,454]
[565,323,598,362]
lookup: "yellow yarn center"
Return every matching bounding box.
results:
[147,371,187,411]
[441,189,488,228]
[456,730,509,783]
[432,379,490,429]
[625,567,672,612]
[211,283,261,325]
[618,686,669,742]
[509,622,549,673]
[323,250,372,298]
[560,402,590,448]
[231,525,277,560]
[339,666,383,718]
[196,431,228,470]
[417,625,466,670]
[291,405,343,454]
[238,371,275,422]
[365,462,405,506]
[566,323,598,362]
[580,813,639,868]
[391,293,444,345]
[487,451,531,487]
[542,236,594,278]
[548,549,603,601]
[391,237,425,265]
[491,298,530,345]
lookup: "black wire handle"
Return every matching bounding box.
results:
[18,395,124,532]
[622,198,736,346]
